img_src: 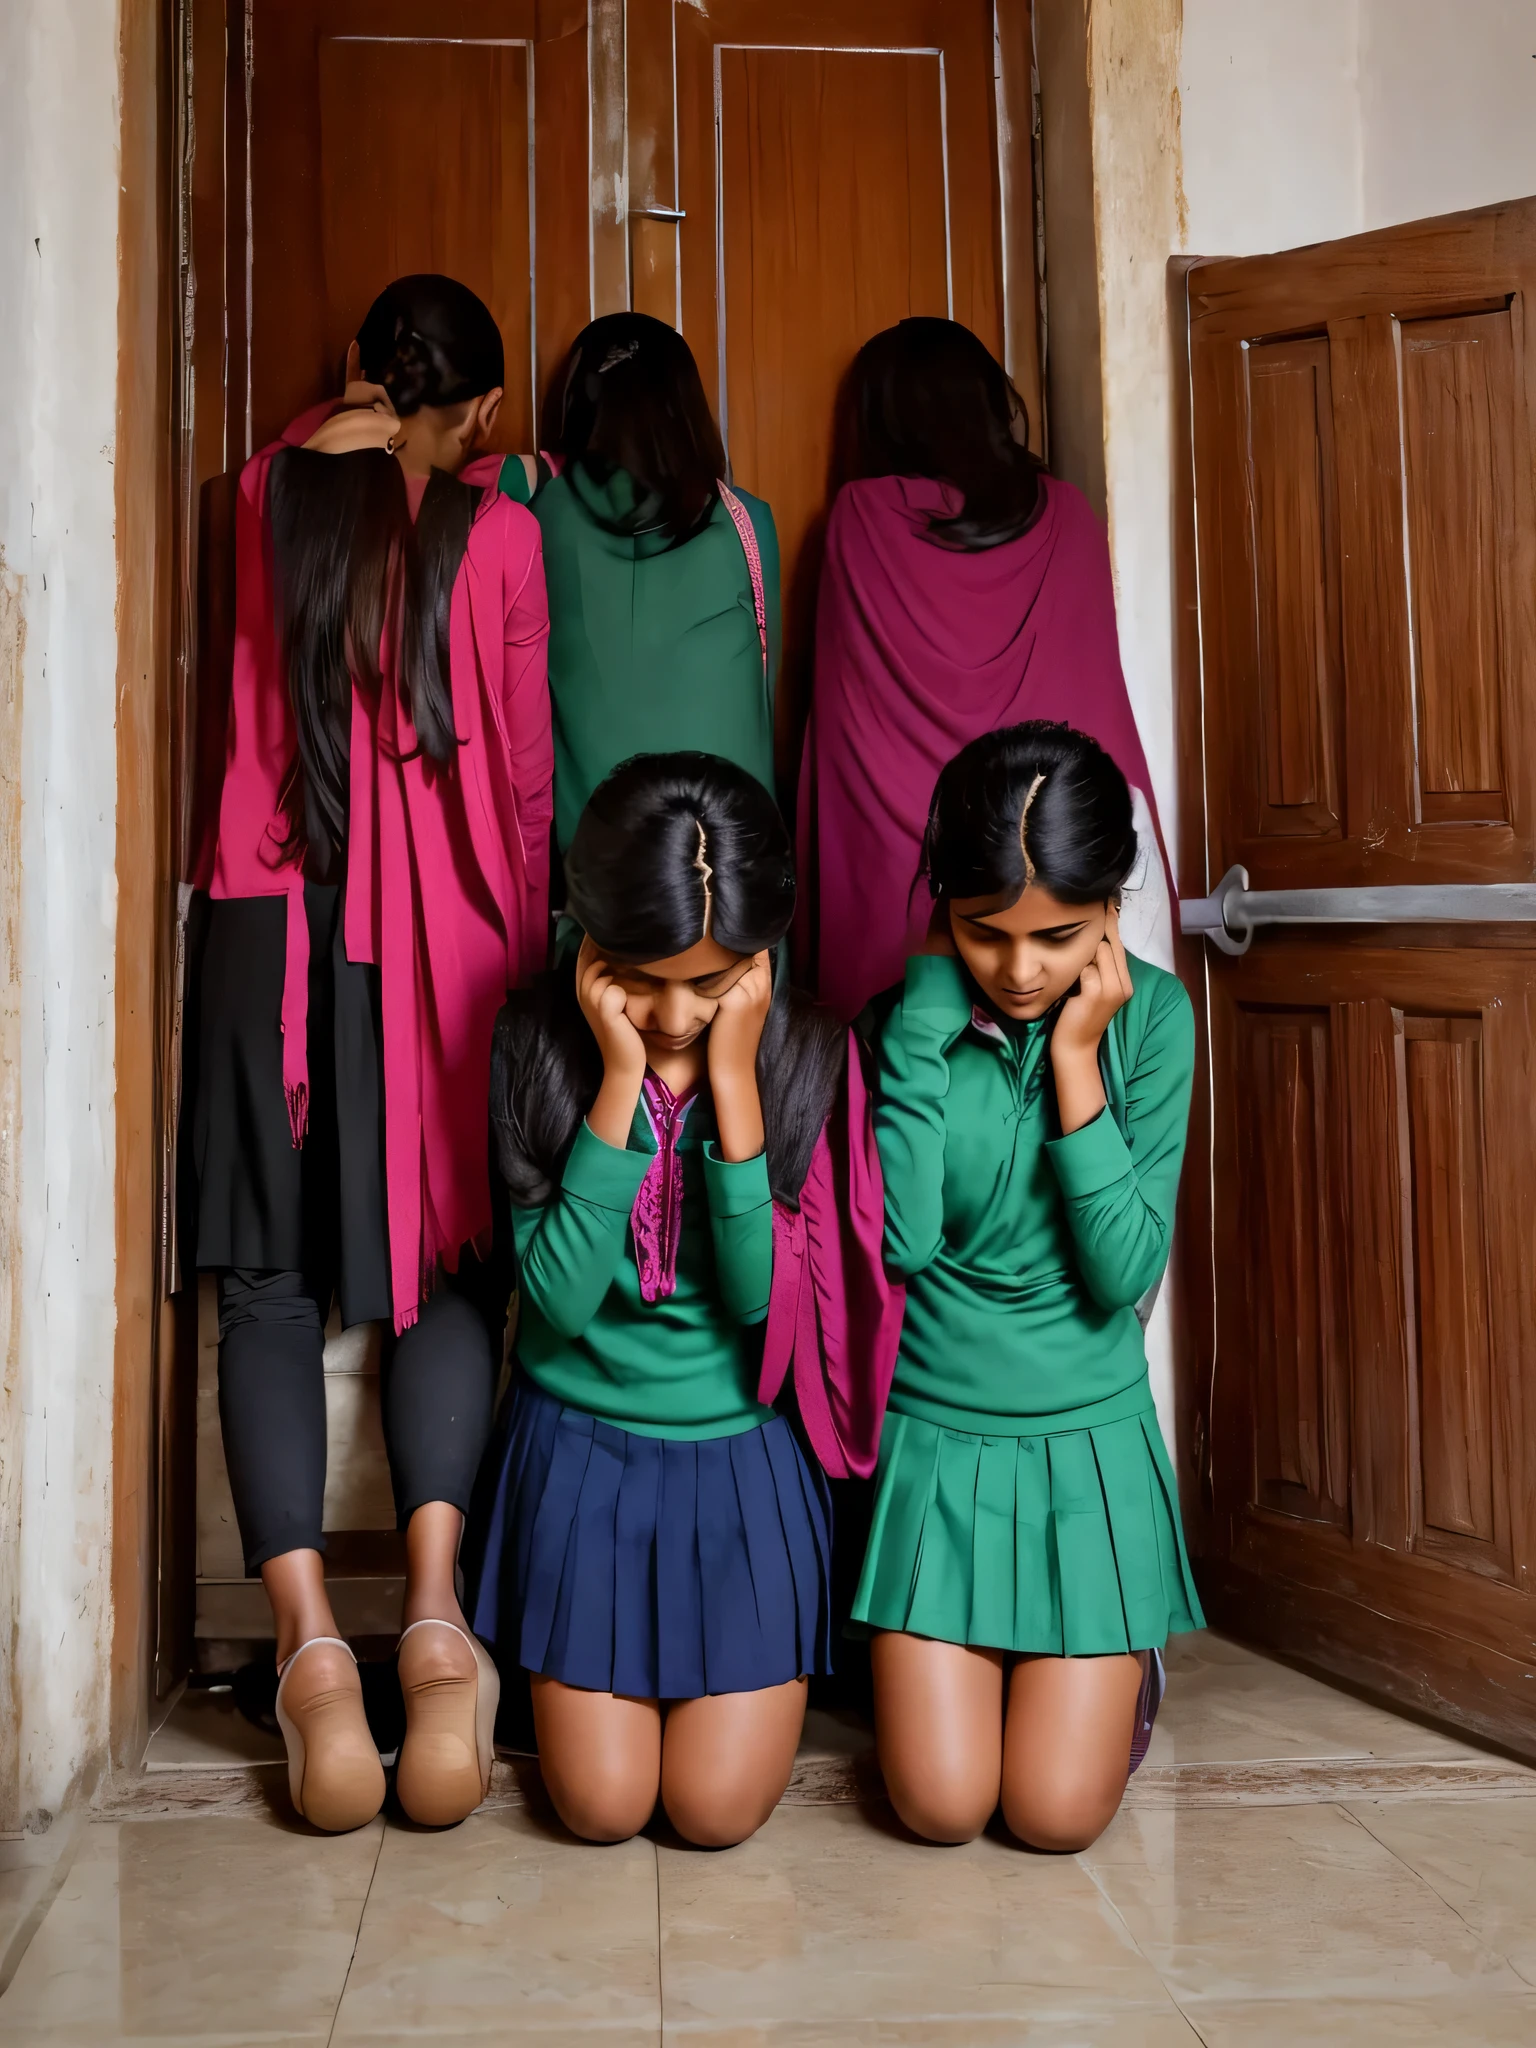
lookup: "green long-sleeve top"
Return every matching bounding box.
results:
[511,1090,777,1439]
[499,458,780,848]
[875,951,1195,1434]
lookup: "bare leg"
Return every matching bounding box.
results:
[1001,1651,1143,1852]
[870,1632,1005,1844]
[531,1677,663,1843]
[262,1548,383,1831]
[661,1678,808,1848]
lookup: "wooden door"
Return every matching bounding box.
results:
[170,0,595,1681]
[1179,201,1536,1754]
[625,0,1040,783]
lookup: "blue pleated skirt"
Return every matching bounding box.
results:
[470,1377,833,1699]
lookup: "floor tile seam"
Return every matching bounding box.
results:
[324,1818,387,2048]
[1073,1844,1191,2015]
[1336,1798,1529,1981]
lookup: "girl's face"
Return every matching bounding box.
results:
[947,884,1109,1022]
[607,935,754,1056]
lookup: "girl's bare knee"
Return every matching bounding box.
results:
[884,1765,996,1845]
[662,1780,774,1849]
[1001,1776,1124,1854]
[544,1764,657,1844]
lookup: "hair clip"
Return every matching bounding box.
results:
[1018,772,1046,888]
[693,820,714,939]
[598,340,640,374]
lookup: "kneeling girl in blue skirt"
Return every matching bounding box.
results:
[473,751,879,1847]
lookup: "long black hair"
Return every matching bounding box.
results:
[493,752,843,1209]
[848,317,1044,551]
[922,721,1138,908]
[267,274,505,874]
[554,312,725,545]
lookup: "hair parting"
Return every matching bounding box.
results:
[1016,772,1046,888]
[693,820,715,939]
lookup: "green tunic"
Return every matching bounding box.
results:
[511,1092,776,1441]
[500,458,780,848]
[850,951,1205,1654]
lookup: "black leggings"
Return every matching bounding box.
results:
[217,1268,497,1573]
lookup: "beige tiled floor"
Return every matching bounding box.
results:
[3,1632,1536,2045]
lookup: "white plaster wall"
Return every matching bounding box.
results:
[1359,0,1536,226]
[0,0,121,1827]
[1179,0,1365,258]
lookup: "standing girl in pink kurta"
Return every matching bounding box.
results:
[191,275,552,1834]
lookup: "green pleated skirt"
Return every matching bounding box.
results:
[849,1385,1205,1656]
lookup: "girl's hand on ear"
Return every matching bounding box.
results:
[302,403,401,456]
[1051,905,1133,1133]
[707,951,772,1162]
[576,936,646,1081]
[340,339,392,411]
[577,936,648,1151]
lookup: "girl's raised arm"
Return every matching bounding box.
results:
[1044,971,1194,1311]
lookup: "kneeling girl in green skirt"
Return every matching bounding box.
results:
[851,720,1202,1851]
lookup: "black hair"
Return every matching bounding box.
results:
[555,312,726,545]
[268,274,504,874]
[848,317,1044,551]
[493,752,843,1210]
[922,721,1137,908]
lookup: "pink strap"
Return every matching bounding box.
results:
[716,480,768,677]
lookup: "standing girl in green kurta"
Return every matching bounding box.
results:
[852,721,1202,1852]
[310,312,780,850]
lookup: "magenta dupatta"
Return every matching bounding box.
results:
[198,405,554,1329]
[797,474,1168,1020]
[759,1030,903,1480]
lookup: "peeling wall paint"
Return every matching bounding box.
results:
[0,0,121,1831]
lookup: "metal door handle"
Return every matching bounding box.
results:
[629,204,686,222]
[1180,865,1536,956]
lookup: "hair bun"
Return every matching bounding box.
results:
[380,328,436,414]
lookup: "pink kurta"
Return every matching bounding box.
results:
[197,405,553,1328]
[797,474,1169,1020]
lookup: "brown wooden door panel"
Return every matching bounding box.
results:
[1192,206,1536,890]
[238,0,588,459]
[1203,936,1536,1729]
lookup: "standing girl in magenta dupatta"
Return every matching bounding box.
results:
[192,275,552,1834]
[798,318,1173,1021]
[473,752,900,1848]
[853,722,1201,1852]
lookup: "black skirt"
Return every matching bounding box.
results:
[191,883,392,1327]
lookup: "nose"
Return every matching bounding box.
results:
[651,983,702,1036]
[1005,938,1041,989]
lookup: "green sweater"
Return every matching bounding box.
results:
[500,458,780,847]
[511,1092,776,1439]
[875,952,1195,1434]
